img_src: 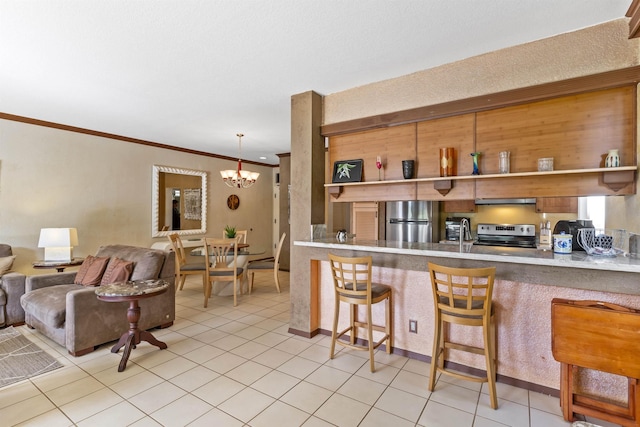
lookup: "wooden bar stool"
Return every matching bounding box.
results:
[427,262,498,409]
[328,254,392,373]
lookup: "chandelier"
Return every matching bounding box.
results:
[220,133,260,188]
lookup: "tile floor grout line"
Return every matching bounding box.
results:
[0,274,582,427]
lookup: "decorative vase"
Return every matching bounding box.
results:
[499,151,510,174]
[605,149,620,168]
[439,147,454,177]
[470,152,481,175]
[402,160,415,179]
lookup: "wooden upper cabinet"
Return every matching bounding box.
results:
[328,124,417,202]
[443,200,476,213]
[326,86,636,203]
[535,197,578,213]
[351,202,379,240]
[416,114,476,200]
[475,86,636,198]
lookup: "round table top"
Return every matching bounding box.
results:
[33,258,84,268]
[96,279,168,300]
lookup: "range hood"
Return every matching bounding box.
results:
[475,198,536,205]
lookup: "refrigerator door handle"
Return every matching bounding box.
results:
[389,219,429,224]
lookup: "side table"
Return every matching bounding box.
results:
[96,280,169,372]
[32,258,84,273]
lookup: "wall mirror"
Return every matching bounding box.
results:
[152,165,208,237]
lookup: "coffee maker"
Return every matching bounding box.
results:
[552,219,594,251]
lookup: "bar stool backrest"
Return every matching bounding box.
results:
[328,254,373,303]
[428,262,495,323]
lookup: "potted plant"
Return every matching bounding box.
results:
[224,225,236,239]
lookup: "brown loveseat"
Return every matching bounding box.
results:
[0,244,26,327]
[20,244,175,356]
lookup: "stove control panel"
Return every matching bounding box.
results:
[477,223,536,237]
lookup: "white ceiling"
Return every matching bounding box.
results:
[0,1,631,165]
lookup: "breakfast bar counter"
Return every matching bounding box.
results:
[295,238,640,293]
[290,238,640,395]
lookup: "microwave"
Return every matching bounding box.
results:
[445,217,470,241]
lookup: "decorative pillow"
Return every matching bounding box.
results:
[74,255,110,286]
[100,257,134,285]
[0,255,16,277]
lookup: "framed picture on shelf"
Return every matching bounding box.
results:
[332,159,363,183]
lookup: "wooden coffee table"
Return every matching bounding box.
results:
[96,280,169,372]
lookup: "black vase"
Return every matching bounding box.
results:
[402,160,414,179]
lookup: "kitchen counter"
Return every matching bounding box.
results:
[290,237,640,394]
[295,238,640,274]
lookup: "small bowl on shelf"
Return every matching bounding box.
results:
[538,157,554,172]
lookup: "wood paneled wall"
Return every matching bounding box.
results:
[327,86,637,203]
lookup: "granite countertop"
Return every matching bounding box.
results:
[294,238,640,274]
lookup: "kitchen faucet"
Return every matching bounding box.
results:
[460,218,470,252]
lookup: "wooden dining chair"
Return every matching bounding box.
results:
[222,229,247,244]
[167,233,207,294]
[204,237,244,307]
[248,232,286,294]
[427,262,498,409]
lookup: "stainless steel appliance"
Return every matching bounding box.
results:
[476,223,537,248]
[552,219,594,251]
[386,201,439,243]
[445,217,471,241]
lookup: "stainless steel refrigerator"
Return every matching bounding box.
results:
[386,201,440,243]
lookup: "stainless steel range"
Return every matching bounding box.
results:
[475,223,537,248]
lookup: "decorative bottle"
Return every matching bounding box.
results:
[605,149,620,168]
[470,152,481,175]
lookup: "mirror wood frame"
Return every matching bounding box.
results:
[152,165,208,237]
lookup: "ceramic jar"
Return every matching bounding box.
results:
[553,234,572,254]
[402,160,415,179]
[605,149,620,168]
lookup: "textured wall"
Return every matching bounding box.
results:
[323,19,639,125]
[297,17,640,400]
[0,119,275,274]
[318,260,640,397]
[323,17,640,234]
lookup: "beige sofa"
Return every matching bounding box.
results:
[0,244,26,327]
[21,244,175,356]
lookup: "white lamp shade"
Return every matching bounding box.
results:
[38,228,78,261]
[38,228,79,247]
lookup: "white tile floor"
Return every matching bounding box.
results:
[0,272,621,426]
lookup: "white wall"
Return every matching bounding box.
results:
[0,119,275,274]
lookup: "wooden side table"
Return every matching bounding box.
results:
[96,280,169,372]
[32,258,84,272]
[552,298,640,426]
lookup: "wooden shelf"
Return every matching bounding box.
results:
[325,166,637,198]
[325,166,637,187]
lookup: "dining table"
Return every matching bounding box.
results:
[190,243,265,296]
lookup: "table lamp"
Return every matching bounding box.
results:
[38,228,78,261]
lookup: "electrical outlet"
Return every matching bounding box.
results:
[409,319,418,333]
